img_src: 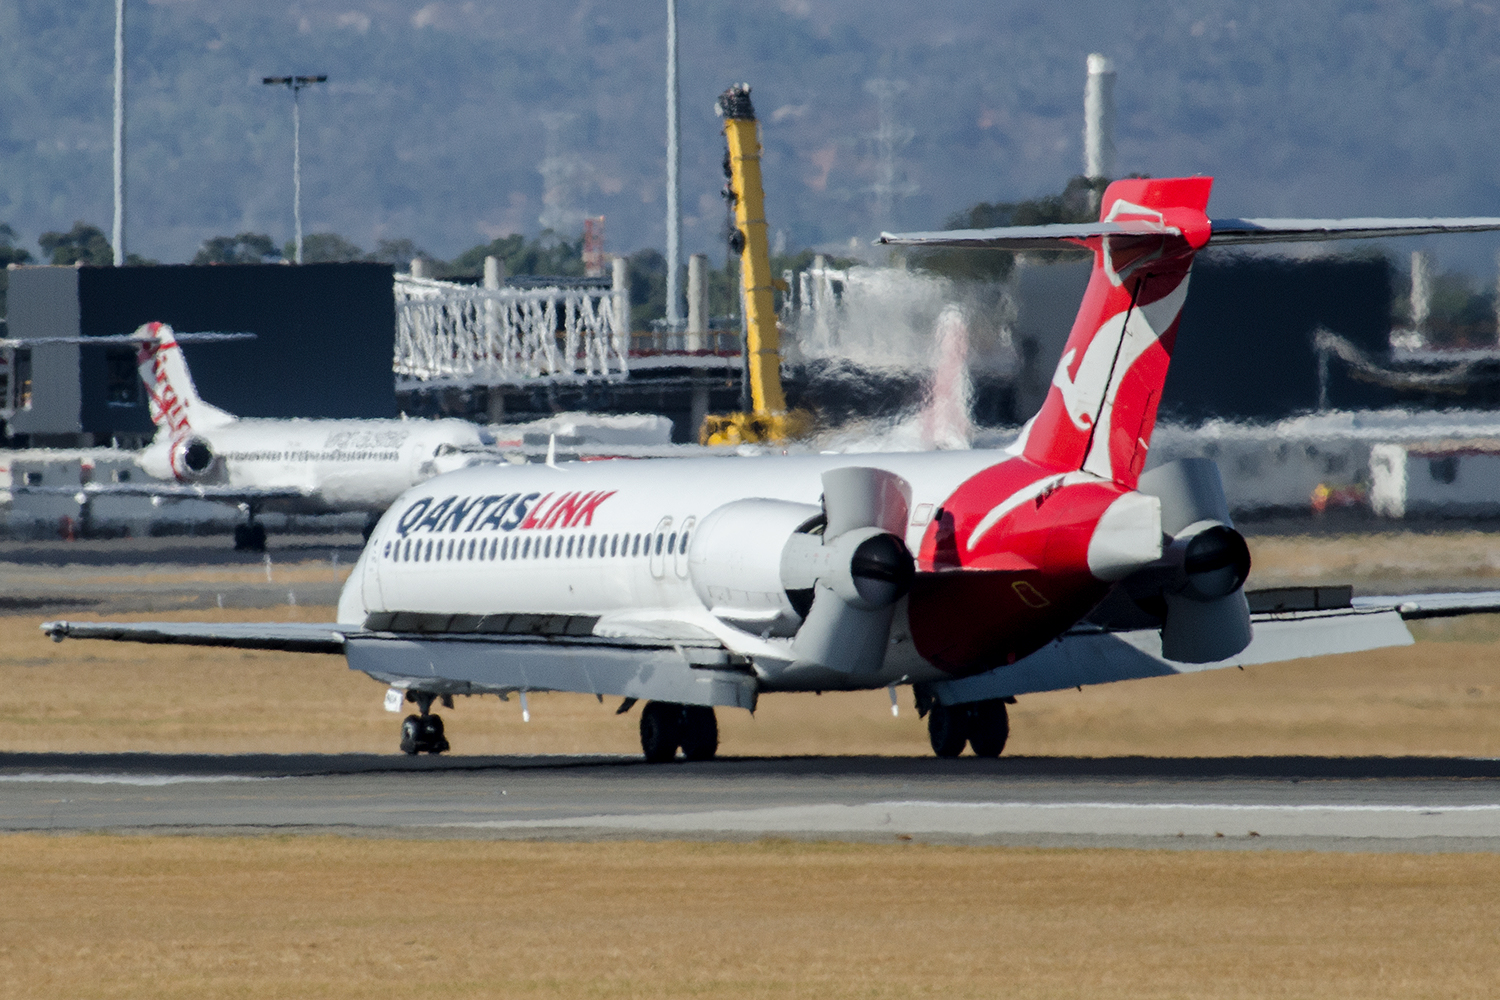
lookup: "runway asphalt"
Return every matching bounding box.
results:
[3,753,1499,851]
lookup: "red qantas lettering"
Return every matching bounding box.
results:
[540,492,585,530]
[566,490,617,527]
[518,493,554,530]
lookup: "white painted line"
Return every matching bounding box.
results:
[0,773,272,786]
[447,800,1500,839]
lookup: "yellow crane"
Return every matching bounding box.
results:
[699,83,806,446]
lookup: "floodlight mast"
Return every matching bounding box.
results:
[112,0,126,266]
[262,74,328,264]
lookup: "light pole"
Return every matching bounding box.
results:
[262,74,327,264]
[112,0,126,266]
[664,0,682,331]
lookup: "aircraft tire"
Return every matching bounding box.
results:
[639,701,683,763]
[249,524,267,551]
[233,525,250,551]
[420,714,449,754]
[678,706,719,762]
[967,700,1010,758]
[927,705,969,758]
[399,715,422,755]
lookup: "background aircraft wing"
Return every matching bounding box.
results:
[10,483,312,502]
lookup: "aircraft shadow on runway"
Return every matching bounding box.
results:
[2,752,1498,782]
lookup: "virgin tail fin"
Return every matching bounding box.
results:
[134,322,236,434]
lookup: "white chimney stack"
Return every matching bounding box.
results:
[1084,53,1116,180]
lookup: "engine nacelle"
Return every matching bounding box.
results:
[687,498,821,634]
[785,467,915,677]
[169,435,218,482]
[1135,458,1253,664]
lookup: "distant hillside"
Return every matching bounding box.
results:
[3,1,1500,273]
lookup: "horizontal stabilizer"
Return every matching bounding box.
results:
[1208,217,1500,245]
[879,216,1500,250]
[877,218,1178,250]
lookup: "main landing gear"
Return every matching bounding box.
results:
[233,503,267,552]
[638,701,718,763]
[926,698,1010,758]
[398,692,451,755]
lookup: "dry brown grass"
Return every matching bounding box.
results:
[5,603,1500,757]
[3,835,1498,999]
[1247,530,1500,588]
[5,530,1500,758]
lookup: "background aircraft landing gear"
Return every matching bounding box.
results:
[398,692,450,755]
[639,702,718,763]
[926,699,1010,758]
[233,504,267,552]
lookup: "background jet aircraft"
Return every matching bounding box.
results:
[44,178,1500,759]
[14,323,494,549]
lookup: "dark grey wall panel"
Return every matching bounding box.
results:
[74,262,396,435]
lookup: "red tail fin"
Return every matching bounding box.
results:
[1018,177,1213,487]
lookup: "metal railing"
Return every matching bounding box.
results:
[394,275,629,386]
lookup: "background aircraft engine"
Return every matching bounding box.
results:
[687,498,822,634]
[1135,458,1253,663]
[783,467,915,676]
[168,436,219,482]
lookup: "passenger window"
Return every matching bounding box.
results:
[655,534,663,555]
[566,536,575,558]
[587,536,596,558]
[383,542,390,558]
[424,540,432,562]
[522,538,531,558]
[610,535,618,557]
[667,532,677,554]
[632,534,641,556]
[680,530,691,553]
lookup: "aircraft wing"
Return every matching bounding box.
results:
[41,620,352,654]
[40,619,759,711]
[11,483,311,502]
[922,589,1500,707]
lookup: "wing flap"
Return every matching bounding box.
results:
[347,636,756,710]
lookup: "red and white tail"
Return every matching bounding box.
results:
[1018,177,1212,487]
[134,322,236,435]
[883,177,1214,488]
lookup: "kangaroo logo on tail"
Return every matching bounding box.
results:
[133,322,236,435]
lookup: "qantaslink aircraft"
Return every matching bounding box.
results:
[19,322,492,550]
[43,177,1500,759]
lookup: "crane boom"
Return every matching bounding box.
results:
[700,84,805,445]
[719,84,786,414]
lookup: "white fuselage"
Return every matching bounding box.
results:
[341,450,1008,690]
[138,418,490,513]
